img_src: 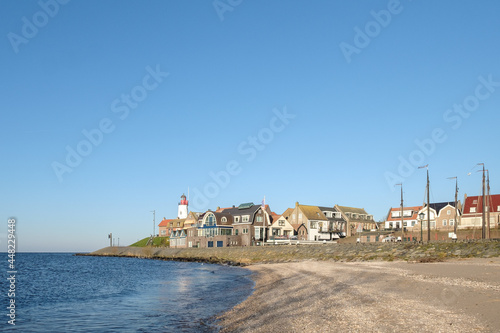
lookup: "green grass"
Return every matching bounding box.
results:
[130,237,169,247]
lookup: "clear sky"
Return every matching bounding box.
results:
[2,0,499,252]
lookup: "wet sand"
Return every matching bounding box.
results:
[217,258,500,332]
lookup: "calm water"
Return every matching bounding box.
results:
[1,253,254,332]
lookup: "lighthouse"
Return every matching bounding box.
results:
[178,194,188,219]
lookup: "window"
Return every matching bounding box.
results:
[298,213,303,219]
[188,241,192,248]
[256,216,262,222]
[177,222,180,227]
[498,206,500,212]
[243,228,248,234]
[205,214,216,226]
[220,229,232,236]
[470,207,476,213]
[447,210,451,215]
[292,214,296,219]
[161,230,166,236]
[197,229,203,237]
[234,216,240,223]
[391,211,400,218]
[449,219,454,226]
[208,241,213,248]
[278,221,285,226]
[221,217,227,223]
[411,221,416,227]
[255,227,261,240]
[242,215,250,222]
[235,229,239,235]
[443,219,447,226]
[310,221,317,229]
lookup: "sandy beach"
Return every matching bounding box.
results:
[217,258,500,332]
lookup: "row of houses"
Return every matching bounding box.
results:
[159,195,378,248]
[158,193,500,248]
[384,194,500,232]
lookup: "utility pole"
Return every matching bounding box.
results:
[396,183,404,241]
[448,177,459,235]
[420,165,430,242]
[427,168,431,243]
[486,170,491,239]
[479,163,486,239]
[151,210,156,238]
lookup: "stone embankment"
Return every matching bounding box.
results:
[82,240,500,265]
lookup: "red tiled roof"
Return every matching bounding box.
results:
[386,206,423,222]
[158,219,173,227]
[463,194,500,215]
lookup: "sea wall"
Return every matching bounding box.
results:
[83,241,500,265]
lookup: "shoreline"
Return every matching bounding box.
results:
[82,244,500,332]
[216,258,500,332]
[82,240,500,266]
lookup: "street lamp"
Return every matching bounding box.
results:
[419,212,425,243]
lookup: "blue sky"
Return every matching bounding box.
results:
[2,0,499,252]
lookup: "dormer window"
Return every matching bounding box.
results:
[470,207,476,213]
[221,217,227,223]
[234,216,240,223]
[242,215,250,222]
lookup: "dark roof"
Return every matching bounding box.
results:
[221,204,262,218]
[425,202,459,214]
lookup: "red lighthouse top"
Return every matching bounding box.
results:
[180,194,188,205]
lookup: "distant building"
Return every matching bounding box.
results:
[334,205,376,237]
[417,201,461,232]
[184,202,273,248]
[460,194,500,230]
[286,202,329,241]
[384,206,423,230]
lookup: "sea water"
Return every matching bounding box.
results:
[1,253,253,332]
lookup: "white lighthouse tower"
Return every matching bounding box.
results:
[178,193,188,219]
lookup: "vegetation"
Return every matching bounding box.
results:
[129,237,169,247]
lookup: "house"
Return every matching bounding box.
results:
[187,211,235,248]
[318,206,347,240]
[269,214,294,239]
[158,218,173,237]
[164,218,186,237]
[286,202,329,241]
[460,194,500,230]
[384,206,423,231]
[417,202,461,231]
[169,228,187,248]
[219,203,272,246]
[334,205,376,237]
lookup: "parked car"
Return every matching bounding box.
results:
[382,236,396,242]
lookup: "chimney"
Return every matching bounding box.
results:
[217,206,220,211]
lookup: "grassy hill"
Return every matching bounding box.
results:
[130,237,169,247]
